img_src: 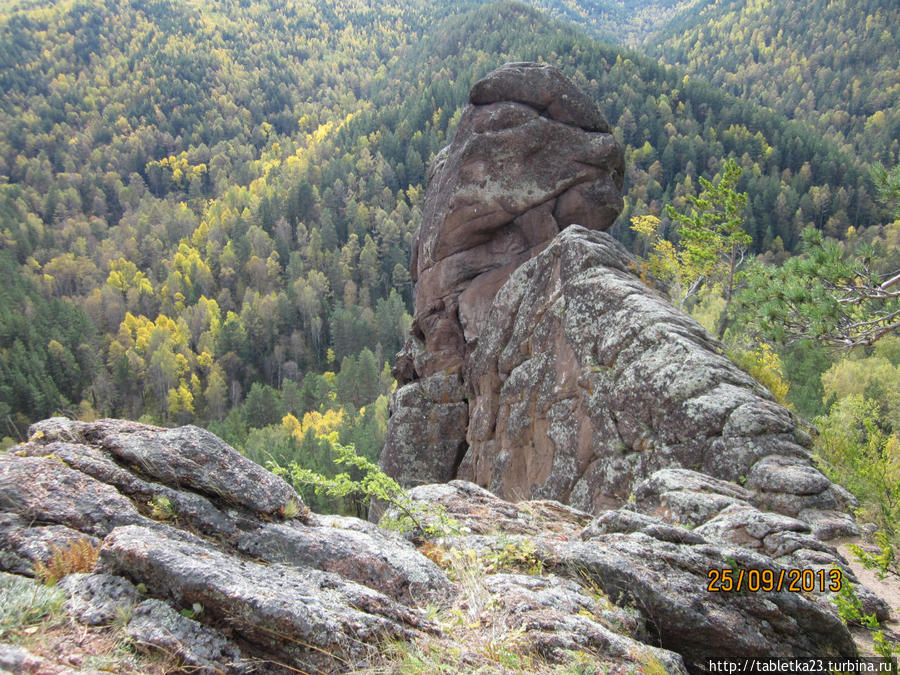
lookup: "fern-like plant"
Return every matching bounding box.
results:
[34,537,100,585]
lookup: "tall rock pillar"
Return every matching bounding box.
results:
[379,62,625,488]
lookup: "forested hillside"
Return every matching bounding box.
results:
[0,0,896,514]
[517,0,700,45]
[646,0,900,163]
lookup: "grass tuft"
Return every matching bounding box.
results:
[0,573,66,639]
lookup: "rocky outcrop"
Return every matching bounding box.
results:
[382,62,625,489]
[377,480,882,668]
[0,418,692,673]
[381,63,856,534]
[1,419,893,672]
[411,222,892,652]
[0,418,449,673]
[460,226,855,522]
[374,62,894,667]
[412,62,624,368]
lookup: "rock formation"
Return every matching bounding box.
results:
[2,419,884,672]
[382,62,625,488]
[375,62,894,666]
[460,226,856,522]
[381,62,858,534]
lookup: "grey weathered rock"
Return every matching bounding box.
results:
[383,479,591,538]
[747,454,857,516]
[0,643,70,674]
[0,514,99,576]
[460,226,852,529]
[386,481,866,667]
[126,599,247,674]
[694,504,836,559]
[633,468,755,507]
[0,419,453,673]
[0,411,884,674]
[546,533,856,666]
[29,418,301,517]
[480,573,686,672]
[799,508,860,540]
[379,373,469,490]
[0,453,144,538]
[469,62,610,132]
[58,573,138,626]
[101,525,432,672]
[17,440,239,538]
[235,519,451,604]
[581,508,706,545]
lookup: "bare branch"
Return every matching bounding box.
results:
[880,270,900,291]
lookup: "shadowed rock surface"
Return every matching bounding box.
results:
[125,598,248,673]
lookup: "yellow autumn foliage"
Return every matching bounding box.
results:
[729,342,791,406]
[282,408,344,444]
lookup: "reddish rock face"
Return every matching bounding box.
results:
[459,226,857,522]
[411,62,625,379]
[381,63,861,553]
[380,63,624,490]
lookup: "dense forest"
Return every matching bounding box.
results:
[0,0,897,519]
[646,0,900,162]
[515,0,700,45]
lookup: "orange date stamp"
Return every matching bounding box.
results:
[706,568,842,593]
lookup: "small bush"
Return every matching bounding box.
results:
[728,341,791,406]
[271,441,458,537]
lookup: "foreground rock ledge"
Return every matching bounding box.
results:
[382,480,870,667]
[0,418,448,673]
[2,419,883,672]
